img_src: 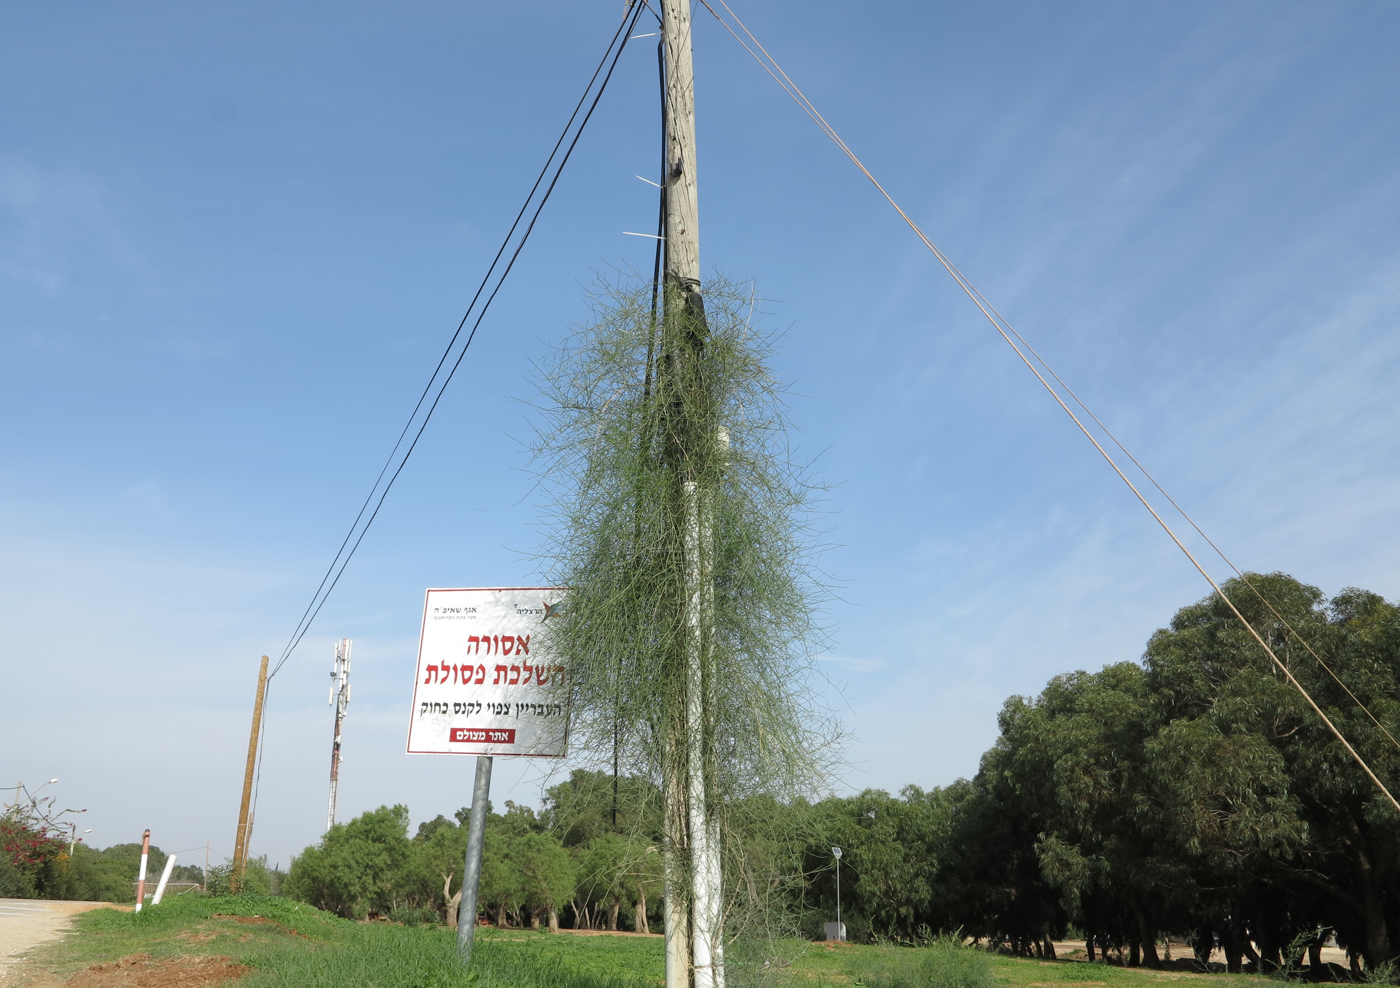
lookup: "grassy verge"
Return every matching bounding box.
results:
[22,895,660,988]
[786,939,1269,988]
[22,896,1274,988]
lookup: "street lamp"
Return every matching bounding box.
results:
[69,826,92,856]
[832,846,844,941]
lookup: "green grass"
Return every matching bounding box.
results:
[785,940,1270,988]
[22,896,1275,988]
[480,929,663,986]
[23,895,658,988]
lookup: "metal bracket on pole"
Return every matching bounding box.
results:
[457,755,494,963]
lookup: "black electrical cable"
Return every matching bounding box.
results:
[651,36,667,326]
[267,1,648,678]
[621,29,670,838]
[244,1,651,849]
[643,31,668,403]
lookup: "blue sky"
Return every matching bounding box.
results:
[4,1,1399,868]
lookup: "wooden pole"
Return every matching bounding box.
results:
[231,655,269,892]
[134,829,151,912]
[660,3,722,987]
[662,0,701,292]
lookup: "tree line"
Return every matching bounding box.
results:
[11,572,1398,978]
[0,834,220,902]
[278,574,1400,977]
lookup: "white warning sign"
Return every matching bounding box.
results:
[405,587,567,757]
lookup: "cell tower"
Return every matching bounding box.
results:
[326,638,351,832]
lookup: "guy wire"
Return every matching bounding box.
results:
[701,0,1400,809]
[962,283,1400,752]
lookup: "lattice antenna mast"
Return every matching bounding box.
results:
[326,638,352,832]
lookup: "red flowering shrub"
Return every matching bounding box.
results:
[2,815,65,866]
[0,786,81,898]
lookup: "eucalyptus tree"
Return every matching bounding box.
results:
[964,651,1308,966]
[542,769,662,848]
[514,831,576,932]
[976,666,1157,959]
[284,804,413,919]
[798,787,957,941]
[1145,574,1400,969]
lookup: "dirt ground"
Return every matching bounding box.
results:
[11,954,248,988]
[1,897,246,988]
[37,954,248,988]
[0,900,119,985]
[1052,940,1352,969]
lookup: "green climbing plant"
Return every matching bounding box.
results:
[528,273,841,950]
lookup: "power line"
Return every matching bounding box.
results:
[267,0,649,680]
[240,1,649,850]
[966,285,1400,753]
[701,0,1400,812]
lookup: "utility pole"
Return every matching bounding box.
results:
[231,655,269,892]
[660,3,723,988]
[326,638,352,832]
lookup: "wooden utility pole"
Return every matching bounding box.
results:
[662,0,701,294]
[231,654,269,891]
[660,3,723,988]
[134,829,151,912]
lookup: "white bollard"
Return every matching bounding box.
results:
[152,854,178,905]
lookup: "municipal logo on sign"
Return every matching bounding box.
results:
[406,587,567,758]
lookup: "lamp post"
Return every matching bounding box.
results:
[832,846,843,941]
[69,826,91,856]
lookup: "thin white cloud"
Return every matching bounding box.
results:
[0,158,150,297]
[819,654,886,674]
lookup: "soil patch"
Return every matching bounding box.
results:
[58,954,248,988]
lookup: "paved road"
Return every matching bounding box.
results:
[0,899,113,983]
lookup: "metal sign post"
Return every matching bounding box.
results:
[456,755,493,962]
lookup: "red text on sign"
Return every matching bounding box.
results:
[450,727,517,744]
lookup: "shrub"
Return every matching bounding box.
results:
[863,938,994,988]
